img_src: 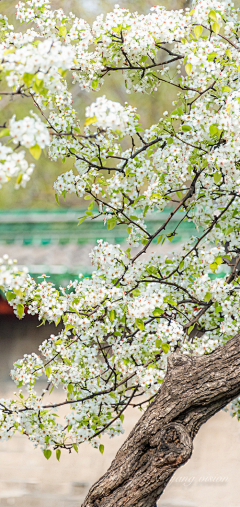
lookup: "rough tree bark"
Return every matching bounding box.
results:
[82,332,240,507]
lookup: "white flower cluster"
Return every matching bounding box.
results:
[9,113,50,149]
[53,170,86,197]
[0,144,34,189]
[85,96,137,134]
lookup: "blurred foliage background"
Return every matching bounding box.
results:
[0,0,190,210]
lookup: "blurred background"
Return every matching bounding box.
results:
[1,1,240,506]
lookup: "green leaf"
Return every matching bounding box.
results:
[179,260,184,270]
[56,449,61,461]
[66,324,74,331]
[72,443,78,453]
[92,78,99,89]
[176,191,182,199]
[78,216,87,225]
[32,77,44,94]
[45,367,51,377]
[107,217,117,230]
[187,325,195,335]
[194,25,203,39]
[209,262,218,272]
[162,343,170,353]
[43,449,52,460]
[157,235,163,245]
[99,444,104,454]
[16,174,22,185]
[153,307,164,317]
[135,318,145,331]
[209,10,217,21]
[132,288,140,296]
[222,86,232,93]
[29,144,41,160]
[22,72,34,87]
[182,125,192,132]
[209,125,218,137]
[226,49,232,60]
[125,248,131,259]
[109,309,116,322]
[155,338,162,348]
[215,256,222,265]
[0,128,10,138]
[58,25,67,37]
[166,137,173,144]
[55,193,59,205]
[88,200,94,211]
[119,414,124,423]
[214,172,221,184]
[14,288,24,298]
[185,63,192,76]
[6,291,16,301]
[17,304,24,319]
[58,68,67,78]
[84,115,97,126]
[67,384,73,394]
[212,22,220,34]
[204,292,212,303]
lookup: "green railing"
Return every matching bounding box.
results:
[0,209,198,285]
[0,209,196,245]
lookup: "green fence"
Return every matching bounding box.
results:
[0,209,198,285]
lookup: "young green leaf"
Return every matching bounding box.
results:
[185,63,192,76]
[107,217,117,230]
[58,25,67,37]
[214,172,221,184]
[6,291,16,301]
[17,304,24,319]
[162,343,170,353]
[135,318,145,331]
[78,216,87,225]
[209,10,217,21]
[72,444,78,453]
[45,367,51,377]
[194,25,203,39]
[204,292,212,303]
[43,449,52,460]
[153,307,164,317]
[0,128,10,138]
[84,115,97,127]
[109,309,116,322]
[99,444,104,454]
[29,144,41,160]
[212,22,220,34]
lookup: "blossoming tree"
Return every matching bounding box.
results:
[1,0,240,504]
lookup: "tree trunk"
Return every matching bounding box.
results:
[82,333,240,507]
